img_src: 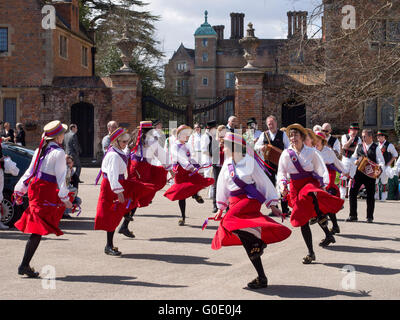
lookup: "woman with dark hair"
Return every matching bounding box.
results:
[211,132,291,289]
[276,124,344,264]
[13,120,73,277]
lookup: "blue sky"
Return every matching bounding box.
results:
[145,0,323,62]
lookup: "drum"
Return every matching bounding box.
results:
[264,144,282,166]
[357,157,381,179]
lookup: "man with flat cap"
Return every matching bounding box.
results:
[375,130,398,201]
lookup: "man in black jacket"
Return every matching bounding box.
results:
[347,129,385,223]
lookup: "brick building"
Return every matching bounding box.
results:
[165,7,399,137]
[0,0,141,160]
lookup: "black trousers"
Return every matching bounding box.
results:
[349,170,376,220]
[212,165,222,208]
[268,169,289,214]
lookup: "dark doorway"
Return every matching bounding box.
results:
[71,102,94,158]
[282,97,306,128]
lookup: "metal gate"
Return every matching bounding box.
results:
[142,95,235,128]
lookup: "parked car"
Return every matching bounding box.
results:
[1,142,34,227]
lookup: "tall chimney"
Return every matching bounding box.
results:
[213,25,225,40]
[230,12,245,39]
[287,11,293,38]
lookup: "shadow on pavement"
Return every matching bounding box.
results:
[56,275,187,288]
[149,237,213,245]
[323,263,400,275]
[244,284,371,298]
[121,253,231,267]
[134,214,180,219]
[0,231,68,241]
[59,217,94,231]
[323,245,399,254]
[336,234,400,242]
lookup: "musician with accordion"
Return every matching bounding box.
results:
[254,115,290,216]
[347,129,385,223]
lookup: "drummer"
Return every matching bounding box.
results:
[375,131,398,201]
[254,115,290,215]
[347,129,385,223]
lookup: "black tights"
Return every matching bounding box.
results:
[234,230,266,279]
[179,199,186,220]
[301,224,314,255]
[20,234,42,268]
[310,193,332,237]
[107,231,115,248]
[121,208,137,229]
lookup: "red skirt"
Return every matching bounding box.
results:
[326,169,340,197]
[95,177,139,231]
[163,165,214,201]
[288,177,344,228]
[127,160,165,208]
[15,178,69,236]
[211,195,292,250]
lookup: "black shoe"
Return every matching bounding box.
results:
[104,245,121,256]
[78,180,84,183]
[247,276,268,289]
[346,216,358,222]
[330,226,340,234]
[118,227,135,238]
[62,213,73,219]
[192,194,204,204]
[178,218,185,226]
[319,235,336,247]
[18,265,40,278]
[302,253,316,264]
[366,218,373,223]
[212,207,218,213]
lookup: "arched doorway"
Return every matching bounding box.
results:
[281,94,306,127]
[71,102,94,158]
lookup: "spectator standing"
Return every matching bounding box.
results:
[64,124,83,182]
[102,121,119,154]
[2,122,14,142]
[15,123,26,146]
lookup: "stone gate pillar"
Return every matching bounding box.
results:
[109,71,142,130]
[234,70,264,130]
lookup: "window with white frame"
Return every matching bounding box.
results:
[3,98,17,129]
[82,46,88,67]
[60,35,68,59]
[177,61,187,72]
[202,39,208,47]
[225,72,235,88]
[202,52,208,62]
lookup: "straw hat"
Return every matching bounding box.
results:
[110,127,128,144]
[176,125,192,138]
[42,120,68,140]
[286,123,308,137]
[314,130,328,145]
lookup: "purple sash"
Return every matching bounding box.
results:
[288,149,324,187]
[227,163,266,204]
[95,147,128,185]
[24,144,62,186]
[326,163,342,174]
[103,173,125,181]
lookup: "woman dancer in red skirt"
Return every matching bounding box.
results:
[94,127,136,256]
[211,132,291,289]
[13,120,73,278]
[118,121,170,238]
[164,125,214,226]
[277,124,344,264]
[314,130,345,235]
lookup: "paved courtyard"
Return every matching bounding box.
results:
[1,168,399,300]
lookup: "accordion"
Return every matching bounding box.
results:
[357,157,381,179]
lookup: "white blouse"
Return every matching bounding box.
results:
[132,138,170,168]
[15,142,69,202]
[317,146,345,172]
[216,154,279,210]
[170,140,200,172]
[101,147,127,194]
[276,145,329,191]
